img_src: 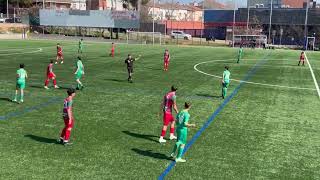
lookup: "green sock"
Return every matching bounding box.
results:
[223,87,227,97]
[13,92,18,100]
[177,146,184,159]
[172,142,180,155]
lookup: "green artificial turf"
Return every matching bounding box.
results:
[0,40,319,179]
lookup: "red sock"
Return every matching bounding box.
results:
[53,79,57,86]
[45,79,49,86]
[170,127,174,134]
[161,129,166,137]
[64,128,71,142]
[60,127,66,138]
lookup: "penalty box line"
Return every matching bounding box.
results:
[305,53,320,99]
[158,52,271,180]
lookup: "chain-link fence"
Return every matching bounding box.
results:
[2,0,320,49]
[139,0,207,45]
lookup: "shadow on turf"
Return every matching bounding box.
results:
[104,78,127,83]
[131,148,172,160]
[122,131,159,143]
[30,85,70,90]
[0,97,12,102]
[196,93,222,99]
[24,134,59,144]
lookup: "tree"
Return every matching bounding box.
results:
[9,0,33,8]
[251,15,262,29]
[122,0,138,10]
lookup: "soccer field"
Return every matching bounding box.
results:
[0,40,320,179]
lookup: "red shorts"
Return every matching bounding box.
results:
[47,72,55,79]
[57,53,63,58]
[163,112,174,126]
[63,118,74,129]
[164,60,169,64]
[300,58,305,61]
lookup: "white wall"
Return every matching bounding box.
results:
[71,0,87,10]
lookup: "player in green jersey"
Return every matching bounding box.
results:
[170,102,195,163]
[78,38,84,54]
[237,46,243,63]
[13,64,28,103]
[222,66,230,99]
[74,56,85,90]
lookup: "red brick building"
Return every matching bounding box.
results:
[282,0,305,8]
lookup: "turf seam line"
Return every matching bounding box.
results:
[305,53,320,98]
[158,52,271,180]
[0,97,61,121]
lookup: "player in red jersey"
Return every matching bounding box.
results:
[163,49,170,71]
[109,42,115,57]
[58,88,76,145]
[44,60,59,89]
[159,85,178,143]
[298,51,305,66]
[56,43,64,64]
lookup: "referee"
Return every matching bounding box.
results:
[125,54,141,83]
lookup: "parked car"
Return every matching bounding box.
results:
[171,31,192,40]
[0,17,21,23]
[0,17,6,23]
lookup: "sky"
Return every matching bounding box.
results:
[170,0,320,7]
[216,0,247,7]
[175,0,247,7]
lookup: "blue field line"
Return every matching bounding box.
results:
[0,92,54,99]
[0,97,62,121]
[158,52,271,179]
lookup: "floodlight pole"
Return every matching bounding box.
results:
[43,0,45,35]
[232,0,236,48]
[246,5,250,32]
[268,0,273,44]
[304,1,309,50]
[7,0,9,18]
[152,0,155,45]
[200,0,204,45]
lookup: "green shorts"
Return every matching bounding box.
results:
[16,81,26,89]
[177,128,188,144]
[75,72,82,80]
[223,81,230,88]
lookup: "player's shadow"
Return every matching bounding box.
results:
[0,97,12,102]
[30,85,70,90]
[131,148,172,160]
[105,78,127,83]
[122,131,159,143]
[24,134,59,144]
[196,93,222,99]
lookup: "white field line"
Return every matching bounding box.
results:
[305,53,320,98]
[194,59,316,91]
[0,44,81,57]
[0,48,42,56]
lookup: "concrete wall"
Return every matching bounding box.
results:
[40,9,139,28]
